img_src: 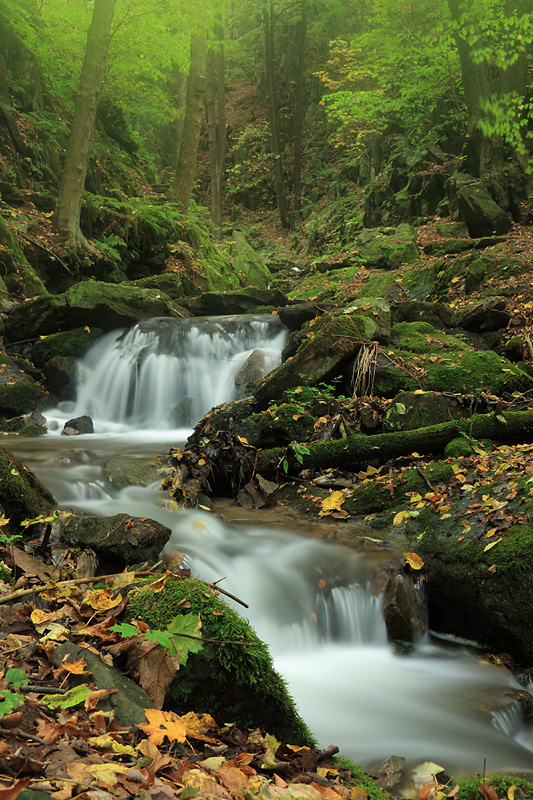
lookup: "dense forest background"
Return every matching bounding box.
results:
[1,0,533,283]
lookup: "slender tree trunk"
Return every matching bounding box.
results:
[215,20,226,230]
[170,33,207,212]
[205,49,218,224]
[263,0,289,229]
[54,0,115,248]
[292,0,308,220]
[172,66,188,171]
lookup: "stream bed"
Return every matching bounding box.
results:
[8,314,533,782]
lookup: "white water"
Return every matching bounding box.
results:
[17,314,533,780]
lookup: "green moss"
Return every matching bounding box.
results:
[31,327,103,367]
[0,447,54,525]
[333,757,390,800]
[358,272,399,299]
[127,577,315,745]
[455,773,533,800]
[444,437,476,457]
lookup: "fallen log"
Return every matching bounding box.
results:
[256,410,533,476]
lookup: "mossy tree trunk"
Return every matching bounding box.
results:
[54,0,115,249]
[292,0,308,220]
[257,411,533,476]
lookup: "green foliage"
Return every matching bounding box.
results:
[332,756,390,800]
[454,772,533,800]
[0,667,27,718]
[111,612,204,665]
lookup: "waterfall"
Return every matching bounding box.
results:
[19,313,533,778]
[44,315,287,435]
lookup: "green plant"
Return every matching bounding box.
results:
[332,756,390,800]
[282,441,311,473]
[110,612,203,665]
[0,668,27,718]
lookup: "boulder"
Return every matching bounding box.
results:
[0,352,55,415]
[0,447,55,529]
[61,415,93,435]
[278,302,326,331]
[59,513,171,570]
[5,281,182,341]
[382,574,427,642]
[384,390,474,431]
[234,350,270,397]
[254,304,390,407]
[31,327,104,367]
[451,297,511,332]
[392,300,453,329]
[456,182,511,237]
[230,230,273,288]
[101,457,160,492]
[42,356,77,401]
[179,287,288,316]
[53,641,153,726]
[354,223,419,270]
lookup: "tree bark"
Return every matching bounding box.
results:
[170,33,207,212]
[54,0,115,248]
[215,20,226,230]
[292,0,308,220]
[263,0,289,229]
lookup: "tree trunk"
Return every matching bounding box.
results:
[215,20,226,230]
[205,49,218,224]
[447,0,531,191]
[170,33,207,212]
[263,0,289,229]
[172,66,188,171]
[292,0,308,220]
[54,0,115,248]
[256,411,533,476]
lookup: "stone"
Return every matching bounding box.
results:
[0,447,55,529]
[234,350,269,397]
[0,352,55,415]
[382,574,427,642]
[179,287,288,316]
[42,356,77,401]
[456,182,511,237]
[53,641,153,726]
[451,297,510,332]
[354,224,419,270]
[278,302,326,331]
[61,415,94,435]
[392,301,453,329]
[59,513,171,569]
[31,327,104,367]
[101,457,160,492]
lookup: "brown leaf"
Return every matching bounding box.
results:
[182,768,232,799]
[478,786,499,800]
[218,762,250,795]
[84,689,118,712]
[133,643,179,709]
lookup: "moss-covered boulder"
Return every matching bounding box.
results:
[373,322,531,396]
[229,230,273,288]
[179,287,288,316]
[354,223,419,270]
[383,391,474,432]
[0,447,55,529]
[127,576,315,745]
[101,457,160,492]
[5,281,183,341]
[30,327,104,367]
[254,306,386,407]
[456,181,510,237]
[0,351,55,415]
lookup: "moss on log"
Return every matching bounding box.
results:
[257,410,533,474]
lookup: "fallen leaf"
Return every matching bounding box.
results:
[138,708,187,745]
[403,552,424,570]
[0,779,31,800]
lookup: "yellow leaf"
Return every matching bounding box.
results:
[410,493,423,504]
[138,708,187,745]
[393,510,409,525]
[411,452,421,458]
[31,609,55,625]
[484,537,503,552]
[485,528,498,538]
[237,436,249,444]
[198,458,206,466]
[67,762,129,787]
[62,657,88,675]
[85,589,123,611]
[413,390,426,395]
[487,564,497,574]
[403,552,424,570]
[451,276,461,284]
[318,489,349,517]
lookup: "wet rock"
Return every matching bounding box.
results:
[278,302,327,331]
[0,447,55,529]
[0,352,55,415]
[367,755,405,789]
[382,574,427,642]
[60,513,171,569]
[101,456,160,491]
[31,326,104,367]
[451,296,511,332]
[42,355,77,401]
[392,300,453,329]
[234,350,270,397]
[179,287,288,316]
[61,415,94,435]
[53,641,153,726]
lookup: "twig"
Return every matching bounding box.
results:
[205,580,248,609]
[526,334,533,362]
[416,465,434,491]
[0,726,46,744]
[20,232,73,275]
[19,685,68,694]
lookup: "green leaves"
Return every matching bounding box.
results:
[111,612,203,666]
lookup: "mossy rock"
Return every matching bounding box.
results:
[254,308,381,407]
[383,391,472,432]
[357,272,399,299]
[435,222,469,238]
[31,327,104,367]
[0,447,55,528]
[354,224,419,270]
[0,352,55,414]
[229,230,273,288]
[288,264,361,303]
[101,457,160,492]
[179,287,288,316]
[127,576,315,745]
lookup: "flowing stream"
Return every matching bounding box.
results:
[11,314,533,783]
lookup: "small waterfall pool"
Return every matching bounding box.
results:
[10,314,533,781]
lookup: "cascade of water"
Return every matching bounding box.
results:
[19,312,533,777]
[44,315,287,435]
